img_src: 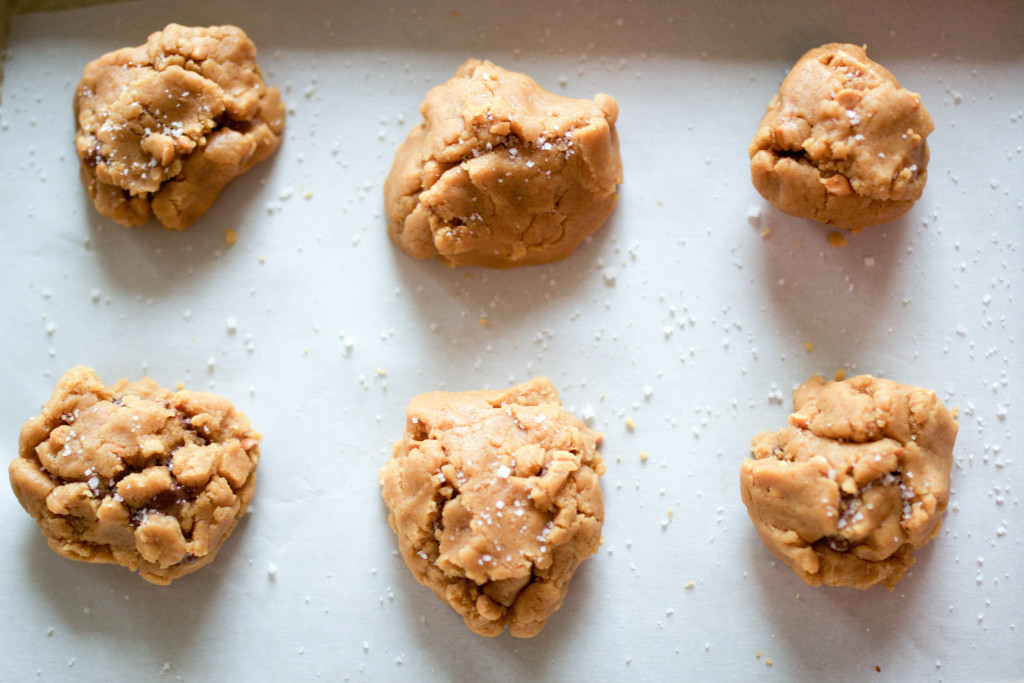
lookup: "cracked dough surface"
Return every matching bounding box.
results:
[74,23,286,230]
[379,377,604,637]
[9,366,260,584]
[740,374,957,589]
[749,43,932,231]
[384,59,622,268]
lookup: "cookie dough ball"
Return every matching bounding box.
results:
[379,377,605,637]
[740,374,957,589]
[384,59,623,267]
[9,366,260,584]
[749,43,933,231]
[74,23,286,230]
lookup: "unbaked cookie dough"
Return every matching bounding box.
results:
[740,374,957,589]
[74,23,286,230]
[384,59,623,268]
[9,366,260,584]
[379,377,605,637]
[749,43,933,231]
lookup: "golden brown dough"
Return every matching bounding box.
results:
[379,377,604,637]
[740,374,957,589]
[74,23,286,230]
[9,366,260,584]
[749,43,933,231]
[384,59,623,267]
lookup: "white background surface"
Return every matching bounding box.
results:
[1,1,1021,680]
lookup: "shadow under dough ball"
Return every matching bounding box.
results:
[74,23,286,230]
[9,366,260,584]
[384,59,623,268]
[740,374,957,589]
[379,377,605,637]
[749,43,933,231]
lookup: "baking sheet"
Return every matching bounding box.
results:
[1,1,1021,680]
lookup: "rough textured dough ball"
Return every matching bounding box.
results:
[379,377,605,637]
[74,23,286,230]
[740,374,957,589]
[749,43,933,231]
[384,59,623,268]
[9,366,260,584]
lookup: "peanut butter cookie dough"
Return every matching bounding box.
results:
[749,43,933,231]
[384,59,623,267]
[9,366,260,585]
[74,23,286,230]
[740,374,957,589]
[379,377,605,637]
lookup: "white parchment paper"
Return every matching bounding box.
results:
[1,1,1020,680]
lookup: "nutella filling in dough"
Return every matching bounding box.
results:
[74,23,286,230]
[749,43,933,231]
[384,59,623,267]
[379,377,605,637]
[9,366,260,584]
[740,374,957,589]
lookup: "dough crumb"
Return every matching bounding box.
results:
[379,377,604,637]
[828,232,848,248]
